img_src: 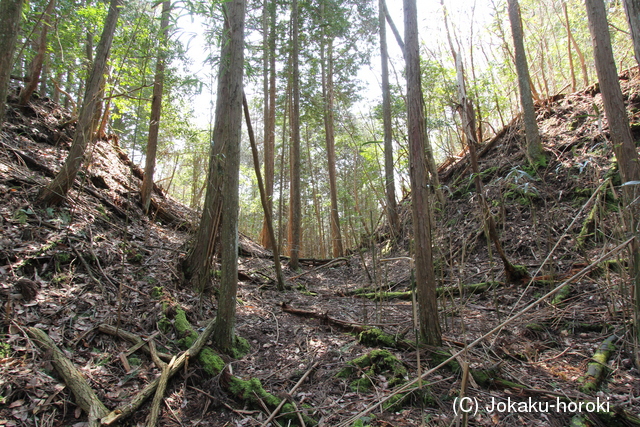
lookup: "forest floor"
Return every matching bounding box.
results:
[2,70,640,427]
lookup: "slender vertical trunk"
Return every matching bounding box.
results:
[210,0,245,353]
[64,70,72,109]
[243,92,284,290]
[40,54,49,97]
[38,0,122,206]
[306,131,327,258]
[52,69,62,104]
[141,0,171,213]
[623,0,640,67]
[259,0,276,250]
[586,0,640,365]
[405,0,441,346]
[563,2,577,92]
[0,0,25,129]
[507,0,545,167]
[321,35,344,258]
[379,0,400,237]
[19,0,55,105]
[288,0,302,269]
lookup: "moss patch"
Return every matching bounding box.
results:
[173,308,224,376]
[151,286,164,299]
[174,308,198,348]
[228,377,316,425]
[231,335,251,359]
[428,349,461,374]
[338,349,407,392]
[358,328,397,348]
[382,388,435,412]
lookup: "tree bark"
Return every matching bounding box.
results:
[404,0,441,346]
[507,0,545,167]
[211,0,245,353]
[0,0,24,129]
[259,0,276,251]
[184,0,245,296]
[585,0,640,365]
[379,0,400,237]
[321,35,344,258]
[623,0,640,67]
[288,0,302,270]
[141,0,171,213]
[38,0,122,206]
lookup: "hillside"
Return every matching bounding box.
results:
[1,69,640,427]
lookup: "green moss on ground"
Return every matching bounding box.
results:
[358,328,397,348]
[231,335,251,359]
[382,388,435,412]
[551,284,571,305]
[338,349,407,392]
[429,349,461,374]
[228,377,317,426]
[151,286,164,299]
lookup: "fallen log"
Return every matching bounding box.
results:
[353,281,502,300]
[579,335,618,393]
[281,303,412,350]
[26,327,109,419]
[281,302,366,334]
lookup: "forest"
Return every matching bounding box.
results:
[1,0,640,425]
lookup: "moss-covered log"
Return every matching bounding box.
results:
[356,281,502,300]
[579,335,618,393]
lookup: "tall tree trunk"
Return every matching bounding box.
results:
[379,0,400,237]
[0,0,25,129]
[563,2,577,92]
[306,134,327,258]
[507,0,545,167]
[288,0,302,270]
[586,0,640,366]
[38,0,122,206]
[260,0,276,251]
[183,1,244,293]
[404,0,441,346]
[243,92,284,291]
[141,0,171,213]
[19,0,55,105]
[623,0,640,67]
[210,0,245,354]
[321,36,344,258]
